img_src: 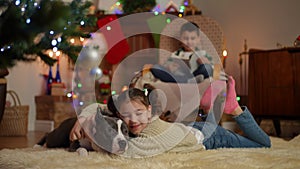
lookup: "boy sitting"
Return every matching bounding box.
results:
[150,22,214,83]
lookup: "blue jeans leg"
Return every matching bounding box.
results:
[233,106,271,147]
[193,64,213,79]
[190,106,271,149]
[150,64,191,83]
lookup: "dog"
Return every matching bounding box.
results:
[34,104,129,156]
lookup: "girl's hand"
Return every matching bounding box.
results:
[69,119,83,141]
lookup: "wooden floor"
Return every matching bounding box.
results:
[0,131,45,149]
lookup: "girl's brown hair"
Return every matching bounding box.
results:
[109,88,150,114]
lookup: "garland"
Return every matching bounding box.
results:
[0,0,96,68]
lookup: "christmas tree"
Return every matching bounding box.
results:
[0,0,97,69]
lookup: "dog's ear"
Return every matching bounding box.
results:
[96,103,115,117]
[107,95,119,117]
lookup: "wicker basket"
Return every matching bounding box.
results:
[0,90,29,136]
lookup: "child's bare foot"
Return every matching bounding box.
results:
[224,76,241,115]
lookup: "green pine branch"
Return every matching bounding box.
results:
[0,0,97,68]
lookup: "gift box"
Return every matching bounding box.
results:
[51,83,65,96]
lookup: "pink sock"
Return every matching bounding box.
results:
[200,80,226,111]
[224,76,239,114]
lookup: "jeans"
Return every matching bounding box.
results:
[150,64,193,83]
[189,106,271,149]
[192,64,213,79]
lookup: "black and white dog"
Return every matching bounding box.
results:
[34,105,129,156]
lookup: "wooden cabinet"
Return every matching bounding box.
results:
[248,48,300,135]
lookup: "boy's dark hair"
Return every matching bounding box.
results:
[180,22,200,36]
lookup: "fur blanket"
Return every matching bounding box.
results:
[0,136,299,169]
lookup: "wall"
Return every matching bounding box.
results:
[6,57,73,131]
[5,0,300,131]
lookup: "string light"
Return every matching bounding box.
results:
[166,18,171,23]
[15,0,21,6]
[67,92,72,98]
[106,26,111,31]
[70,38,75,44]
[153,4,161,13]
[0,45,12,52]
[109,1,123,14]
[48,51,54,57]
[2,0,95,75]
[51,39,57,46]
[179,6,185,13]
[52,47,58,52]
[26,18,31,24]
[55,51,61,56]
[72,94,78,99]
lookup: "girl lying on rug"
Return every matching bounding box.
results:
[70,76,271,158]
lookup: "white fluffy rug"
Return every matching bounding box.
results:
[0,136,300,169]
